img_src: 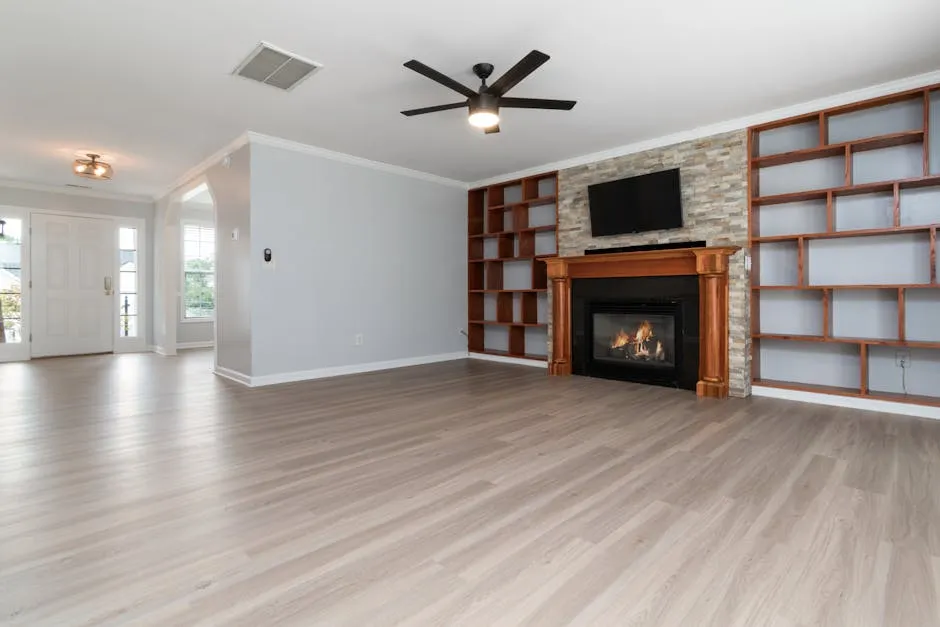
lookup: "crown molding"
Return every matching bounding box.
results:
[0,178,153,204]
[245,132,469,190]
[469,68,940,187]
[154,132,250,201]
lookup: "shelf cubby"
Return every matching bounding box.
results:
[750,83,940,408]
[468,171,558,361]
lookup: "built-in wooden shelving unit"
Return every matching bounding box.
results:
[749,84,940,407]
[468,172,558,361]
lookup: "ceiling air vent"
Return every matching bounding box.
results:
[65,183,93,189]
[234,42,321,91]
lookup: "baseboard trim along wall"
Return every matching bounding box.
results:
[752,385,940,421]
[177,341,215,350]
[213,366,252,386]
[467,352,548,369]
[248,351,470,387]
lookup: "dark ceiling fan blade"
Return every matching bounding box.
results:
[403,60,478,98]
[499,97,577,110]
[487,50,550,96]
[401,102,467,116]
[484,125,500,134]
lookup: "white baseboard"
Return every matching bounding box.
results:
[213,366,252,386]
[250,351,469,387]
[151,345,171,356]
[177,341,215,350]
[467,352,548,369]
[752,385,940,421]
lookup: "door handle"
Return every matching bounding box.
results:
[104,276,112,295]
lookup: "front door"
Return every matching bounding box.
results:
[31,213,114,357]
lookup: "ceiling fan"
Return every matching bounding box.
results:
[401,50,576,134]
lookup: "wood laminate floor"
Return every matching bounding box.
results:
[2,351,940,626]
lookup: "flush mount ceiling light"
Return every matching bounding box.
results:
[73,153,113,180]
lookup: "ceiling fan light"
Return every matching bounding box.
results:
[468,110,499,129]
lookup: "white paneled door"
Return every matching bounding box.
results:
[31,213,114,357]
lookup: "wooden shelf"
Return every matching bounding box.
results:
[752,130,924,168]
[752,284,939,291]
[469,225,556,239]
[749,84,940,409]
[468,171,558,359]
[469,348,547,362]
[469,289,547,293]
[469,320,547,328]
[754,333,940,349]
[753,223,939,243]
[751,174,940,206]
[753,378,862,397]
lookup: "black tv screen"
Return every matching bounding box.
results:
[588,168,683,236]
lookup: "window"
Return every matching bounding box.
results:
[182,223,215,320]
[118,227,138,337]
[0,217,24,344]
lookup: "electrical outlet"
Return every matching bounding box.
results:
[354,333,364,346]
[895,350,911,367]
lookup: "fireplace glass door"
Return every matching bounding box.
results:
[592,311,676,368]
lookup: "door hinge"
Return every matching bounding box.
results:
[28,280,32,289]
[29,333,32,342]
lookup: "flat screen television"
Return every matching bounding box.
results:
[588,168,683,236]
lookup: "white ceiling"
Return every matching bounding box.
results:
[1,0,938,198]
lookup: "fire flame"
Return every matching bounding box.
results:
[609,320,666,361]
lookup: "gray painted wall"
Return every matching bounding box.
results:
[0,185,155,344]
[248,143,466,377]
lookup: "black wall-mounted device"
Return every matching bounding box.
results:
[263,248,272,263]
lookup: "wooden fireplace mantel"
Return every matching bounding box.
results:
[544,246,740,398]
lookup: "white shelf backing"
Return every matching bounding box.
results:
[534,231,556,256]
[899,186,940,227]
[868,346,940,399]
[537,177,556,197]
[503,184,523,204]
[852,144,923,185]
[828,98,923,143]
[834,192,894,231]
[757,120,819,156]
[758,200,827,237]
[931,90,940,175]
[906,290,940,343]
[759,339,860,389]
[759,157,845,196]
[759,291,823,336]
[513,293,522,323]
[831,289,898,340]
[525,327,548,357]
[758,242,800,286]
[503,210,514,232]
[503,260,533,290]
[483,294,497,320]
[806,233,931,286]
[483,238,499,259]
[537,293,548,324]
[482,189,488,207]
[484,326,509,352]
[529,203,556,228]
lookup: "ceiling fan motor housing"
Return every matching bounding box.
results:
[471,92,499,113]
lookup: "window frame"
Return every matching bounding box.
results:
[180,220,216,323]
[0,205,30,363]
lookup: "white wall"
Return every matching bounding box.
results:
[248,143,466,377]
[0,185,155,344]
[177,202,214,346]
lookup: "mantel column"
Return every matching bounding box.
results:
[695,251,732,398]
[547,260,572,376]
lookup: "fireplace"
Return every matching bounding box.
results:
[592,304,678,369]
[573,277,698,389]
[546,246,738,398]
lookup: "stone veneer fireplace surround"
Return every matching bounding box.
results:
[553,129,750,396]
